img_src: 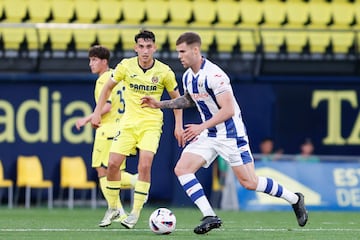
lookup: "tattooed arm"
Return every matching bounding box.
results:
[141,92,196,109]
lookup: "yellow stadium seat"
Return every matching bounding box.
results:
[214,1,240,28]
[121,28,141,51]
[97,0,122,24]
[284,0,309,29]
[193,29,214,52]
[16,155,53,209]
[96,28,121,50]
[330,1,355,29]
[284,30,308,53]
[308,31,331,54]
[238,1,263,28]
[73,28,97,51]
[153,28,168,50]
[189,1,216,27]
[353,3,360,29]
[120,0,145,25]
[331,31,354,54]
[307,1,332,29]
[1,27,25,50]
[47,28,73,50]
[24,27,48,51]
[27,0,51,23]
[73,0,98,23]
[239,30,258,53]
[143,0,169,26]
[261,0,286,28]
[167,0,192,27]
[167,29,186,51]
[60,156,97,209]
[261,30,285,53]
[0,160,13,208]
[2,0,27,22]
[214,30,238,53]
[49,0,75,23]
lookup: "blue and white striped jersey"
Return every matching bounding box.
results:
[182,58,247,139]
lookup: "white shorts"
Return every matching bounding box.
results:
[182,134,254,168]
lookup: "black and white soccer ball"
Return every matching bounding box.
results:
[149,208,176,234]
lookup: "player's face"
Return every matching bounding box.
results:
[135,38,156,64]
[176,42,197,69]
[89,57,107,74]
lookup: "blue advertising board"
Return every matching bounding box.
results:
[235,162,360,211]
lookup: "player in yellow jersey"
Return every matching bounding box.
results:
[91,30,184,229]
[75,45,137,227]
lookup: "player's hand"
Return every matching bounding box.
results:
[75,118,87,130]
[174,126,185,147]
[141,96,160,108]
[184,124,203,142]
[91,113,101,129]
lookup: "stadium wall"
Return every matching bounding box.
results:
[1,75,360,206]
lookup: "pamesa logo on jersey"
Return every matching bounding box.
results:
[129,83,157,92]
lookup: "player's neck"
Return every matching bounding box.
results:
[191,57,204,74]
[138,58,155,72]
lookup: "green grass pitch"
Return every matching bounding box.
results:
[0,207,359,240]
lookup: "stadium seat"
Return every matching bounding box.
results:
[214,30,239,53]
[307,1,332,29]
[284,30,308,53]
[121,28,141,51]
[193,29,214,52]
[189,1,216,27]
[24,27,48,51]
[0,160,13,208]
[16,155,53,209]
[2,0,27,22]
[153,28,168,50]
[239,30,258,53]
[1,27,25,50]
[143,0,169,26]
[27,0,51,23]
[330,1,355,29]
[49,0,75,23]
[167,0,192,27]
[120,0,146,25]
[73,0,98,23]
[214,1,240,28]
[97,0,122,24]
[283,0,309,29]
[47,28,73,51]
[167,29,186,51]
[73,28,97,51]
[96,28,122,51]
[60,156,97,209]
[331,31,355,54]
[238,1,263,28]
[261,30,285,53]
[308,31,331,54]
[261,0,286,28]
[353,3,360,29]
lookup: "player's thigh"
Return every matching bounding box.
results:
[175,152,206,175]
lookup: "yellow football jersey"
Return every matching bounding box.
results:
[94,69,125,125]
[112,57,178,126]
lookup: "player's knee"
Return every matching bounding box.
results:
[174,165,187,177]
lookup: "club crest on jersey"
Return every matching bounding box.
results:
[151,76,159,84]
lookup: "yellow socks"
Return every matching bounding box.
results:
[106,180,122,209]
[131,180,150,216]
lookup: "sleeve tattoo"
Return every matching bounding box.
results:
[160,92,195,109]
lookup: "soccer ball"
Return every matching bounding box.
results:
[148,208,176,235]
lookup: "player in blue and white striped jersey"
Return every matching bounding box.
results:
[141,32,308,234]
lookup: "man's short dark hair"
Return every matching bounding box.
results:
[134,29,156,43]
[88,45,110,61]
[176,32,202,46]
